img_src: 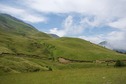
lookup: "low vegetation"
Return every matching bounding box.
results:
[0,67,126,84]
[114,60,125,67]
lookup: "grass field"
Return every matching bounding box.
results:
[0,67,126,84]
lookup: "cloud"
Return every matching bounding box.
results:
[105,31,126,50]
[49,28,66,37]
[0,4,46,23]
[49,15,84,36]
[80,16,105,28]
[79,30,126,50]
[63,15,84,35]
[49,15,109,37]
[22,0,126,29]
[23,0,107,14]
[79,35,104,44]
[108,18,126,30]
[21,14,46,23]
[1,0,126,29]
[22,0,126,17]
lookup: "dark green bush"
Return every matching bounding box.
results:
[114,60,125,67]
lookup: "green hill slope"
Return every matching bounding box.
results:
[0,13,51,54]
[0,13,126,73]
[0,14,53,73]
[43,37,126,60]
[0,13,51,38]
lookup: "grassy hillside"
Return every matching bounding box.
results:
[0,13,51,38]
[0,13,126,74]
[0,13,51,54]
[43,37,126,60]
[0,14,53,73]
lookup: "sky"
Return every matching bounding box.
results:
[0,0,126,50]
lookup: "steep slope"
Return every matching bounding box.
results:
[0,14,53,73]
[0,13,51,54]
[0,13,50,38]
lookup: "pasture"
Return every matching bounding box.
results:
[0,67,126,84]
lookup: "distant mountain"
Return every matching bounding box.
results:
[113,49,126,54]
[49,34,59,38]
[99,41,126,54]
[99,41,108,47]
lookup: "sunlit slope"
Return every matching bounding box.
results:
[43,37,126,60]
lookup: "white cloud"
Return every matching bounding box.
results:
[0,4,24,15]
[79,30,126,50]
[80,16,104,28]
[49,15,84,36]
[23,0,107,14]
[63,15,84,35]
[23,0,126,17]
[79,35,104,44]
[108,18,126,30]
[49,15,108,38]
[81,30,126,50]
[22,0,126,29]
[105,31,126,50]
[49,28,65,37]
[0,4,46,23]
[21,14,46,23]
[1,0,126,29]
[107,31,125,41]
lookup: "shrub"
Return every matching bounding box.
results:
[46,66,52,71]
[114,60,125,67]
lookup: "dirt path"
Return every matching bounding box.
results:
[58,57,71,64]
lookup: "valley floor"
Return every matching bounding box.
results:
[0,67,126,84]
